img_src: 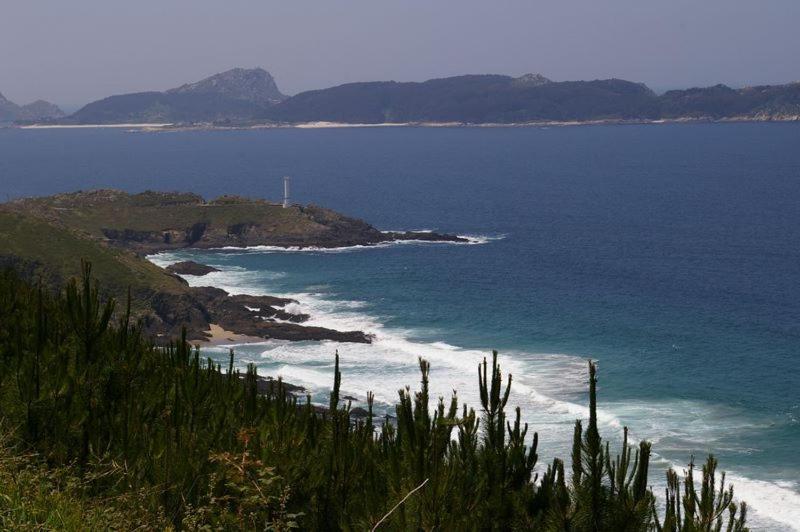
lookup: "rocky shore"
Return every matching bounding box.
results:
[148,284,372,344]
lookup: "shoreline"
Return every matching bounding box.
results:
[16,122,174,129]
[164,249,800,530]
[145,234,498,344]
[11,115,800,131]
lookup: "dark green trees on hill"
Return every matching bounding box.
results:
[0,263,748,530]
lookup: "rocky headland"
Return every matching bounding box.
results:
[0,189,465,344]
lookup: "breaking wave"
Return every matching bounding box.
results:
[147,253,800,530]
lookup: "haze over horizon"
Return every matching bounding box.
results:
[1,0,798,109]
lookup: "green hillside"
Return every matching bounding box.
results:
[3,189,387,253]
[0,210,186,297]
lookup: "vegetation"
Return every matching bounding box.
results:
[1,190,396,255]
[0,209,187,296]
[0,263,748,530]
[2,190,322,243]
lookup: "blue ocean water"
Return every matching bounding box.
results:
[1,124,799,528]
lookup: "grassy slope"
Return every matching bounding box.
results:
[0,210,187,297]
[0,426,166,530]
[7,190,327,239]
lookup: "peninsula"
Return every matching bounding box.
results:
[0,190,465,343]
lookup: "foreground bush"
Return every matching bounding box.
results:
[0,263,747,530]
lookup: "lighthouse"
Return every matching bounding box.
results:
[282,176,291,208]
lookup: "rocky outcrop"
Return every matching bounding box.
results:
[166,261,220,276]
[145,285,369,344]
[512,73,552,87]
[246,375,306,396]
[167,68,287,106]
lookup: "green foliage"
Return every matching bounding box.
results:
[0,265,749,530]
[0,425,168,530]
[0,209,190,306]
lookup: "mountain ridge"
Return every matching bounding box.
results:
[64,67,286,124]
[12,69,800,126]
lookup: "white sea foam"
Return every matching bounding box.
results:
[147,254,800,530]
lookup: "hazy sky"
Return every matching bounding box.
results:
[1,0,798,108]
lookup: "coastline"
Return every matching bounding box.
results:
[155,247,800,531]
[145,234,497,344]
[11,115,800,132]
[1,189,475,345]
[17,122,174,129]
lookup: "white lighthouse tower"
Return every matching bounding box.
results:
[282,176,291,208]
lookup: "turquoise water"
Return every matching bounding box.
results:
[2,124,799,528]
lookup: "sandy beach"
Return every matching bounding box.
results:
[198,323,266,346]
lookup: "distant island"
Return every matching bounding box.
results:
[9,67,800,127]
[0,189,465,344]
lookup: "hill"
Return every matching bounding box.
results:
[263,75,800,124]
[66,68,286,124]
[2,189,462,253]
[263,74,662,123]
[659,82,800,119]
[0,92,64,124]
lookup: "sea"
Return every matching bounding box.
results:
[1,123,798,529]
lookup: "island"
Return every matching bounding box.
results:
[18,67,800,127]
[0,190,466,344]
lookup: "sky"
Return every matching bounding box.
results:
[1,0,798,109]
